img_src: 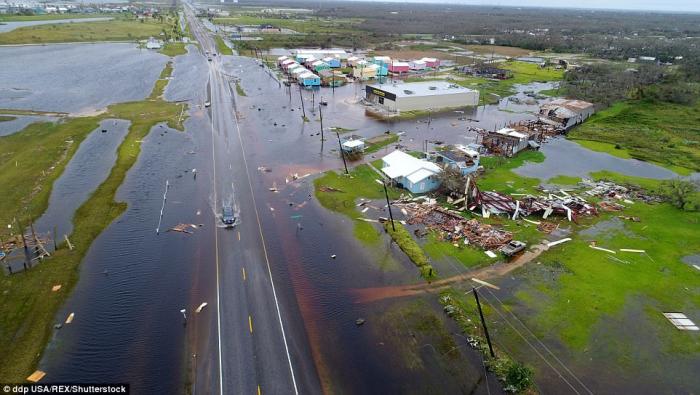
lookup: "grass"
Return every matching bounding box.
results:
[0,13,113,22]
[547,174,582,185]
[477,150,545,194]
[212,15,361,34]
[520,201,700,351]
[159,42,188,57]
[423,231,491,269]
[235,82,247,96]
[314,164,400,245]
[0,16,174,44]
[0,109,66,116]
[453,61,563,104]
[568,100,700,173]
[384,222,437,281]
[0,62,187,382]
[0,115,17,122]
[214,35,233,55]
[364,133,399,153]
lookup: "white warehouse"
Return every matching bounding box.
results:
[365,81,479,112]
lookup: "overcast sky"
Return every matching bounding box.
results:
[350,0,700,13]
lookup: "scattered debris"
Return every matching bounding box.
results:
[537,221,558,234]
[471,278,500,290]
[619,249,645,253]
[51,285,62,292]
[331,254,337,259]
[662,312,698,331]
[485,250,498,258]
[547,238,571,247]
[355,318,365,326]
[27,370,46,383]
[589,245,616,254]
[65,312,74,324]
[196,302,208,313]
[168,223,198,234]
[319,186,342,193]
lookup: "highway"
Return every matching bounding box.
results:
[184,6,314,394]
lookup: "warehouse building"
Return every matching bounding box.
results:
[365,81,479,112]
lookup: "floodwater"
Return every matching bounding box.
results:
[0,114,56,136]
[0,17,112,33]
[33,119,130,242]
[515,137,696,180]
[39,47,214,394]
[0,43,167,113]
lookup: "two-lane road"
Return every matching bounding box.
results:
[184,7,312,394]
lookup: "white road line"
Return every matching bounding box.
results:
[231,78,300,395]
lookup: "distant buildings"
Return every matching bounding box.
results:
[365,81,479,113]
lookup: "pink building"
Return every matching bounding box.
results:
[421,57,440,68]
[388,61,410,74]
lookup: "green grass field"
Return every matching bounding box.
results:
[314,164,400,244]
[569,100,700,173]
[159,42,187,57]
[0,60,187,382]
[0,16,173,44]
[214,35,233,55]
[212,15,361,34]
[0,13,114,22]
[477,150,545,194]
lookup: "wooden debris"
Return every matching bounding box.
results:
[471,278,500,290]
[196,302,208,313]
[168,223,198,234]
[319,186,342,193]
[27,370,46,382]
[65,312,74,324]
[51,285,62,292]
[547,238,571,247]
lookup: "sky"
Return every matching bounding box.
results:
[349,0,700,13]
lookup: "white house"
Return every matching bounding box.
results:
[381,150,442,194]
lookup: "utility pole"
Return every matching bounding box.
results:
[473,287,495,358]
[378,180,395,231]
[298,85,306,119]
[336,131,349,174]
[319,103,324,142]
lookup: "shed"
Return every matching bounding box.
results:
[341,139,365,154]
[381,150,442,194]
[388,62,410,74]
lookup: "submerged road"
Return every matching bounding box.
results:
[185,6,317,394]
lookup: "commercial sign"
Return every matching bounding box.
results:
[365,86,396,101]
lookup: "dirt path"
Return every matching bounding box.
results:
[351,242,550,304]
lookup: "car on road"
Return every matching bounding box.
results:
[500,240,527,256]
[222,205,236,228]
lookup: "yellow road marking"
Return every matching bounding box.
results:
[242,267,246,281]
[257,385,261,395]
[248,315,253,333]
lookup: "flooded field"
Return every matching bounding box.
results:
[0,43,167,113]
[33,119,130,241]
[0,17,112,33]
[0,114,56,136]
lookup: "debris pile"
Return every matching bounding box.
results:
[168,223,199,234]
[580,179,662,204]
[398,202,513,250]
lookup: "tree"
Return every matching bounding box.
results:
[660,179,700,211]
[438,166,468,196]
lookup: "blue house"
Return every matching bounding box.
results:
[322,56,341,68]
[430,146,480,175]
[381,150,442,194]
[298,72,321,87]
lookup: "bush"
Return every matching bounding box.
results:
[660,179,700,211]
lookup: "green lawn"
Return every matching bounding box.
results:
[569,100,700,173]
[0,16,175,44]
[159,42,188,57]
[314,164,400,245]
[0,62,187,382]
[477,150,545,194]
[214,35,233,55]
[212,15,361,34]
[384,222,436,280]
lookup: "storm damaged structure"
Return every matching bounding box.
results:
[538,99,595,130]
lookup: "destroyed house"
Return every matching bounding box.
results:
[430,147,480,175]
[461,65,511,80]
[539,99,595,130]
[482,128,530,157]
[381,150,442,194]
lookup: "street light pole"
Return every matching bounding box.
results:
[336,131,349,174]
[377,180,395,231]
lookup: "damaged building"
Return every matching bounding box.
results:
[539,99,595,130]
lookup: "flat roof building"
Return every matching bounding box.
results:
[365,81,479,112]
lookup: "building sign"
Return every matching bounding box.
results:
[366,86,396,101]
